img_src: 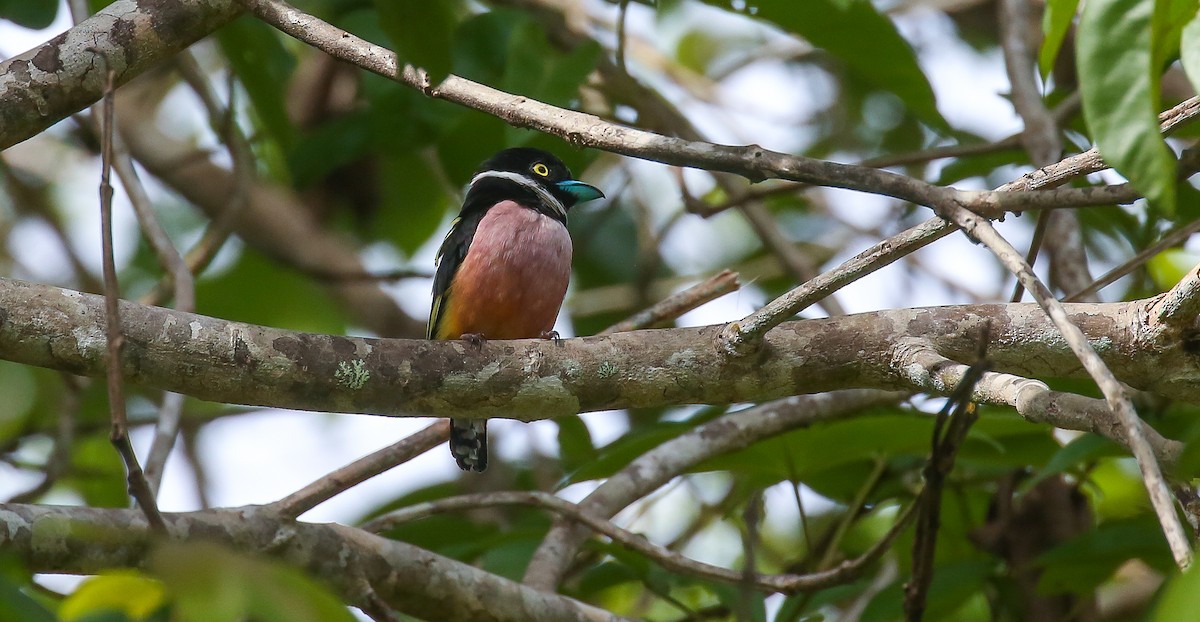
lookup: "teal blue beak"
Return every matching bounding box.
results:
[556,180,605,204]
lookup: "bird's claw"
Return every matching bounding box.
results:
[461,333,487,351]
[540,330,562,345]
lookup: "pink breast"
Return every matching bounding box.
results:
[445,201,572,339]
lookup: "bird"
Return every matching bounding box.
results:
[428,147,604,472]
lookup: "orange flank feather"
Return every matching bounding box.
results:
[434,201,571,341]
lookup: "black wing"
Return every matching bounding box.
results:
[427,205,488,339]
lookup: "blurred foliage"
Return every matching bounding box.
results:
[0,0,55,29]
[2,0,1200,620]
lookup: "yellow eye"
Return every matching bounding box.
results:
[532,163,550,177]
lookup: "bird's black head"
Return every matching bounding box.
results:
[467,148,604,220]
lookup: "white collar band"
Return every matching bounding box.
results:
[468,170,567,219]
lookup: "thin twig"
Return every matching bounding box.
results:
[720,218,954,353]
[815,458,888,572]
[741,201,847,316]
[235,0,1171,217]
[102,135,194,496]
[137,50,256,308]
[602,270,740,334]
[903,325,988,621]
[739,490,763,620]
[95,64,167,533]
[1065,217,1200,302]
[77,0,192,497]
[698,93,1081,218]
[271,421,449,519]
[107,133,196,312]
[364,489,917,594]
[616,0,631,76]
[999,0,1064,304]
[935,200,1192,569]
[298,266,432,283]
[720,95,1200,354]
[521,390,906,590]
[358,590,403,622]
[1009,210,1051,303]
[1004,97,1200,193]
[144,392,185,495]
[180,425,212,509]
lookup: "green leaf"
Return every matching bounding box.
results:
[0,575,56,622]
[70,434,128,508]
[195,246,346,335]
[718,0,948,132]
[500,22,601,145]
[1087,457,1152,520]
[701,412,932,485]
[1173,433,1200,480]
[1147,248,1200,290]
[287,111,374,187]
[711,583,767,622]
[453,10,523,85]
[0,362,35,442]
[920,560,994,620]
[150,542,354,622]
[1078,0,1178,215]
[575,561,641,597]
[1181,12,1200,96]
[561,420,694,486]
[1176,176,1200,222]
[860,560,992,621]
[1155,553,1200,619]
[375,0,459,82]
[1151,0,1198,74]
[438,10,600,182]
[70,612,135,622]
[556,416,597,474]
[60,572,166,622]
[657,0,684,20]
[376,150,447,255]
[479,532,545,581]
[1022,433,1123,492]
[0,0,57,29]
[1038,516,1173,594]
[216,17,297,151]
[1040,0,1081,78]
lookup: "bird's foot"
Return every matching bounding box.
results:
[540,330,562,345]
[460,333,487,351]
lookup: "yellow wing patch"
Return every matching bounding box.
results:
[428,217,463,340]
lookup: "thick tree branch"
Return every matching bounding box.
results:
[1151,261,1200,327]
[0,0,243,149]
[0,277,1196,418]
[893,343,1182,465]
[0,503,626,622]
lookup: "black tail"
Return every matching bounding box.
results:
[449,418,488,472]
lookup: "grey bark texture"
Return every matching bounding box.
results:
[0,277,1196,420]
